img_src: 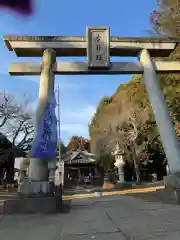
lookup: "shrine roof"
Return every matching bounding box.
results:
[63,151,96,165]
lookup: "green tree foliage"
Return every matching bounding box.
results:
[89,71,180,178]
[89,1,180,179]
[96,148,115,173]
[97,96,112,112]
[89,7,180,173]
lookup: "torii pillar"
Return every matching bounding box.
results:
[140,49,180,202]
[19,48,57,196]
[28,48,56,182]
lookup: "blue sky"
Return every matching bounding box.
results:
[0,0,157,145]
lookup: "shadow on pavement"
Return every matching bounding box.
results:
[128,189,178,205]
[60,200,72,213]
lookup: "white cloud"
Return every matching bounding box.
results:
[31,93,96,143]
[60,104,96,142]
[61,105,96,122]
[60,123,87,136]
[55,81,80,91]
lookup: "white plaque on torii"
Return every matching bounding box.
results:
[86,26,110,69]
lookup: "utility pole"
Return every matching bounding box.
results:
[57,84,61,162]
[55,84,64,187]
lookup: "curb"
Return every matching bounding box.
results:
[63,185,165,200]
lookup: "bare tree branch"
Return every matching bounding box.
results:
[0,92,19,128]
[0,92,35,160]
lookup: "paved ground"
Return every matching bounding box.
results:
[129,189,178,205]
[1,191,180,239]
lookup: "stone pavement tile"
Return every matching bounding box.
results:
[91,194,130,203]
[2,194,180,240]
[93,195,165,220]
[95,194,180,215]
[93,195,164,212]
[91,195,180,238]
[59,197,121,236]
[133,231,180,239]
[61,207,118,235]
[61,232,126,240]
[106,203,180,237]
[93,195,166,211]
[0,214,65,240]
[71,198,95,207]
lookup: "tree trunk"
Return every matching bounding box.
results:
[6,153,15,183]
[0,164,4,185]
[132,143,140,183]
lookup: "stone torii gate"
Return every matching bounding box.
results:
[3,27,180,199]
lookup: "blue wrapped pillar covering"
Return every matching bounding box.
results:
[29,49,57,181]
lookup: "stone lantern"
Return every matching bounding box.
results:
[112,142,125,184]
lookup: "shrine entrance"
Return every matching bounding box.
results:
[3,26,180,190]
